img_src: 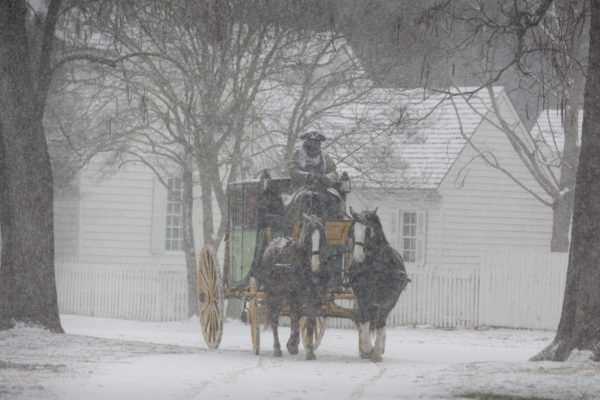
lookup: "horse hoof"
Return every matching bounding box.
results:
[273,349,283,358]
[287,343,299,355]
[370,354,383,363]
[306,352,316,361]
[360,351,372,359]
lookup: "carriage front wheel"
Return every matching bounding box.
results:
[197,245,224,349]
[300,316,327,351]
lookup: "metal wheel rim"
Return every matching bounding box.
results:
[198,246,224,349]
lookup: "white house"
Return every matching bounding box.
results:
[54,87,554,272]
[338,88,554,269]
[48,86,563,328]
[54,157,206,269]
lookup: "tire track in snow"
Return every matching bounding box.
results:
[184,355,270,399]
[348,364,387,400]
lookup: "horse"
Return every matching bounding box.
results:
[259,213,328,360]
[349,208,410,362]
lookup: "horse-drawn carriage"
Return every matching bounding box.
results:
[197,170,409,361]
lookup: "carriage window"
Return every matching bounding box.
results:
[230,185,257,230]
[165,178,183,251]
[402,212,417,263]
[244,187,257,227]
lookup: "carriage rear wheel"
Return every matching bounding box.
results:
[198,245,224,349]
[247,277,260,355]
[300,316,327,351]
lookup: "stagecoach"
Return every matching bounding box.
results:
[197,170,358,355]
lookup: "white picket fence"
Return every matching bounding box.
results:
[327,265,480,329]
[55,252,568,329]
[479,251,568,330]
[56,262,188,321]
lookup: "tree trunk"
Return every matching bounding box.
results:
[0,0,62,332]
[550,194,574,252]
[198,167,216,249]
[551,31,584,253]
[0,124,11,330]
[532,0,600,361]
[181,158,198,317]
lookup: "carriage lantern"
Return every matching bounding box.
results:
[339,171,351,194]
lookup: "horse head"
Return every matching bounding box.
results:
[298,212,326,272]
[350,207,381,263]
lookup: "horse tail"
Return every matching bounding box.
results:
[260,302,272,332]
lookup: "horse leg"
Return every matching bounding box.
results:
[358,321,373,359]
[356,299,373,359]
[304,314,316,360]
[371,317,386,363]
[269,300,282,357]
[287,302,300,355]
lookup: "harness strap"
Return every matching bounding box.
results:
[311,250,320,255]
[354,241,365,247]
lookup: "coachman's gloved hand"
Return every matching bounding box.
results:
[306,173,318,185]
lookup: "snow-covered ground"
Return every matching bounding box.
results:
[1,315,599,400]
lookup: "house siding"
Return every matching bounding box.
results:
[75,157,186,268]
[54,176,80,259]
[347,189,443,267]
[437,93,553,268]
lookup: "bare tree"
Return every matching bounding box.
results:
[533,0,600,361]
[0,0,62,332]
[245,33,387,176]
[54,1,345,314]
[419,0,587,252]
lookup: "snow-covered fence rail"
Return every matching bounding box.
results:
[479,252,568,330]
[327,265,480,329]
[55,262,188,321]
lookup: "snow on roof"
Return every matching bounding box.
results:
[530,109,583,154]
[253,83,503,189]
[325,87,501,190]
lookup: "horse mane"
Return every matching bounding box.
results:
[368,214,388,247]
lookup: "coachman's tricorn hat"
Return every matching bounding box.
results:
[300,131,326,142]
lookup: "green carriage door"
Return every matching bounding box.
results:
[228,182,259,284]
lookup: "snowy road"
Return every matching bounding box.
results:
[1,315,599,400]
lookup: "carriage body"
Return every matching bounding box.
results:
[225,177,290,286]
[198,170,357,353]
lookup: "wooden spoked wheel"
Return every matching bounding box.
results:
[197,245,224,349]
[247,277,260,355]
[300,316,327,351]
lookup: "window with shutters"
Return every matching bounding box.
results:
[165,178,183,251]
[402,212,417,262]
[391,209,426,265]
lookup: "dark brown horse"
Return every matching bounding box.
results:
[349,208,410,362]
[259,213,328,360]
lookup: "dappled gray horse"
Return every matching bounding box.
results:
[350,208,410,362]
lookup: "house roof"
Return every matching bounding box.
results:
[322,87,502,190]
[254,83,505,190]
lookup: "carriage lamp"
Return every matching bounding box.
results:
[339,171,351,194]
